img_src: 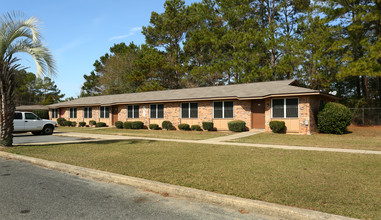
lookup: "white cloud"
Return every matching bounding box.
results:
[54,38,83,57]
[109,27,142,41]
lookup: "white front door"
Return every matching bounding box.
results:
[24,112,43,131]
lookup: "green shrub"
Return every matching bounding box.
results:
[115,121,123,129]
[149,124,160,130]
[318,102,352,134]
[57,117,66,126]
[89,120,96,126]
[269,121,286,133]
[96,122,107,127]
[162,121,173,130]
[123,121,132,129]
[71,121,77,127]
[191,125,202,131]
[131,121,144,129]
[78,122,86,127]
[202,122,214,131]
[63,120,72,127]
[178,123,190,131]
[228,120,246,132]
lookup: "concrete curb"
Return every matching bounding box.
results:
[0,151,355,220]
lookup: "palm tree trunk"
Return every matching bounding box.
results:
[0,61,16,147]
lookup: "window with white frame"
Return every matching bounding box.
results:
[150,104,164,118]
[84,107,92,118]
[69,108,77,118]
[181,103,198,118]
[213,101,233,118]
[51,109,58,118]
[127,105,139,118]
[272,98,299,118]
[99,106,109,118]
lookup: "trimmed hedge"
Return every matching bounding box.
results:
[191,125,202,131]
[57,118,66,126]
[178,123,190,131]
[131,121,144,129]
[123,122,132,129]
[78,122,86,127]
[318,102,352,134]
[89,120,96,126]
[202,122,214,131]
[149,124,160,130]
[228,120,246,132]
[115,121,123,129]
[63,121,72,127]
[269,121,286,133]
[96,122,107,127]
[162,121,173,130]
[71,121,77,127]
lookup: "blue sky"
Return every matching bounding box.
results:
[2,0,199,99]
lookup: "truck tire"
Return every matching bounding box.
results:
[42,125,54,135]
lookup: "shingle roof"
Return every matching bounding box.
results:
[49,80,323,108]
[16,105,49,111]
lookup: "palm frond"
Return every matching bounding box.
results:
[0,10,55,77]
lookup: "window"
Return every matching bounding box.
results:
[272,98,299,118]
[51,109,58,118]
[69,108,77,118]
[14,113,22,120]
[127,105,139,118]
[181,103,198,118]
[214,101,234,118]
[25,113,39,120]
[100,106,109,118]
[272,99,284,118]
[150,104,164,118]
[84,107,92,118]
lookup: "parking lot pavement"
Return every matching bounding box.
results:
[13,133,93,145]
[0,158,266,220]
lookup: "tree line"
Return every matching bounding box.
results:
[81,0,381,107]
[15,70,64,106]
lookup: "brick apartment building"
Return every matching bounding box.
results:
[48,80,336,134]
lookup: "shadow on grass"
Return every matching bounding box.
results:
[11,139,158,148]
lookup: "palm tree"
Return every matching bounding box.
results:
[0,11,55,146]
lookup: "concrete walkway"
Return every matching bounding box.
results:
[50,132,381,155]
[199,129,265,143]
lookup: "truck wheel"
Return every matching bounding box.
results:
[32,131,42,135]
[42,125,54,135]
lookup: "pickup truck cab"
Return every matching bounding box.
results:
[14,111,57,135]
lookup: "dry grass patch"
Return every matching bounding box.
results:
[56,126,232,140]
[231,125,381,151]
[4,140,381,219]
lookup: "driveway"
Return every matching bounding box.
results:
[13,133,94,145]
[0,158,265,220]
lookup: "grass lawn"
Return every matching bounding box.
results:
[56,126,233,140]
[231,125,381,151]
[4,140,380,219]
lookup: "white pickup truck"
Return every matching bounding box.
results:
[14,111,57,135]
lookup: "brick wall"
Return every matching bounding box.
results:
[110,100,251,131]
[264,96,324,134]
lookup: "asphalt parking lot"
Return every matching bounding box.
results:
[13,133,92,145]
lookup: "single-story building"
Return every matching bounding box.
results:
[48,80,337,134]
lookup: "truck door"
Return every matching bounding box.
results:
[13,112,25,132]
[24,112,43,131]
